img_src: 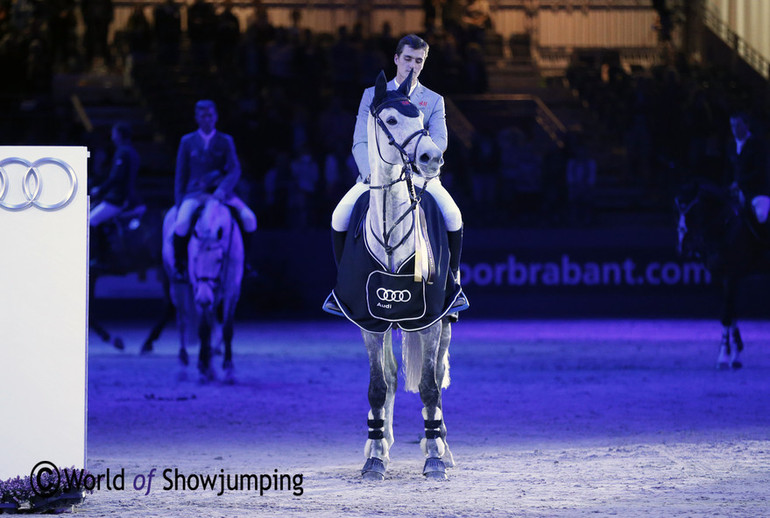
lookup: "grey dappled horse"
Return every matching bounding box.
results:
[329,72,460,480]
[162,196,244,382]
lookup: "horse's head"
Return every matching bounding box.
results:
[675,179,737,259]
[369,70,443,179]
[191,197,235,308]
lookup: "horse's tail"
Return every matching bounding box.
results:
[402,324,450,393]
[403,331,422,393]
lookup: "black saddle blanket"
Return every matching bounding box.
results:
[324,191,467,332]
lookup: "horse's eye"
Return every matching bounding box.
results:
[386,117,397,125]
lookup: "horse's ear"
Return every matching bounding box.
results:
[397,70,413,97]
[373,70,387,109]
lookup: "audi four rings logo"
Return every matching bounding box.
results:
[0,157,78,211]
[376,288,412,303]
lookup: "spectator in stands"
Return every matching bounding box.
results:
[288,145,319,228]
[80,0,114,69]
[726,111,770,224]
[90,122,140,226]
[214,0,241,73]
[125,4,152,59]
[153,0,181,65]
[187,0,217,67]
[565,134,597,226]
[48,0,77,70]
[461,0,492,46]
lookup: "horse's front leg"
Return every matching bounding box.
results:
[197,309,215,382]
[221,299,236,384]
[361,329,394,480]
[718,276,739,370]
[413,323,448,480]
[433,319,454,467]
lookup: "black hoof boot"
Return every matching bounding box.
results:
[423,457,447,480]
[361,458,386,481]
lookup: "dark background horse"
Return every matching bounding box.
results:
[676,178,770,368]
[89,205,172,352]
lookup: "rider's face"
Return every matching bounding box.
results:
[195,107,218,134]
[394,45,426,87]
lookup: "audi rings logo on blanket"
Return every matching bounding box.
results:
[376,288,412,303]
[367,270,426,322]
[0,157,78,211]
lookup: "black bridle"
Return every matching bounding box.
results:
[367,99,436,277]
[191,204,236,303]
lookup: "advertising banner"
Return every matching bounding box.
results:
[0,147,88,479]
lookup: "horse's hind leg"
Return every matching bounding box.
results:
[718,277,737,370]
[361,329,392,480]
[730,322,743,369]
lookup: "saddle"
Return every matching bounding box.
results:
[323,191,468,332]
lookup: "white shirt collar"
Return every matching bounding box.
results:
[198,129,217,149]
[735,131,751,155]
[392,78,417,96]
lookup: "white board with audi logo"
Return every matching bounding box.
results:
[0,147,88,479]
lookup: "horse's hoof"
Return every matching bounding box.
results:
[139,342,153,355]
[113,337,125,351]
[223,367,236,385]
[198,367,216,384]
[731,360,743,369]
[717,361,730,370]
[361,458,386,480]
[423,457,447,480]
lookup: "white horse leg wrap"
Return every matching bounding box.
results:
[420,408,446,458]
[364,410,390,463]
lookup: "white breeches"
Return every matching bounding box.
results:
[752,195,769,224]
[331,179,462,232]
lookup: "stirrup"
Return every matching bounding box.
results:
[322,294,344,316]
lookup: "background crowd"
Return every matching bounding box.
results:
[1,0,768,230]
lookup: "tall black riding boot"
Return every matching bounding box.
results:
[172,233,189,282]
[332,229,347,267]
[447,227,467,321]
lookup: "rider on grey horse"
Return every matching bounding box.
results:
[330,34,465,310]
[172,100,257,281]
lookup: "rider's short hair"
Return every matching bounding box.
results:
[195,99,217,113]
[396,34,429,58]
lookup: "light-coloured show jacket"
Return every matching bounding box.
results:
[175,131,241,206]
[352,78,447,179]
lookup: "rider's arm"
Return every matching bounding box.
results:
[214,134,242,199]
[352,87,373,181]
[424,94,448,154]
